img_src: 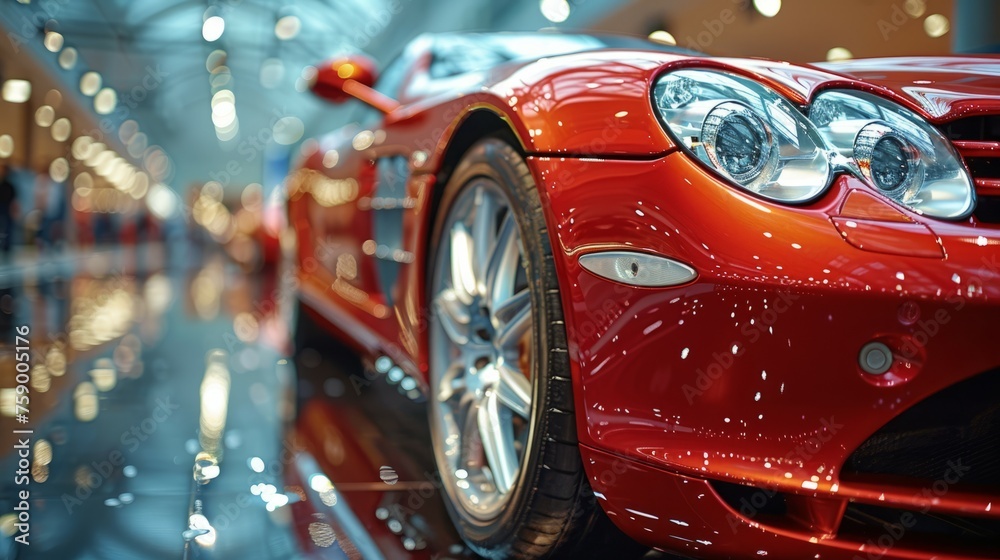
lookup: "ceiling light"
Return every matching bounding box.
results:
[211,89,235,109]
[52,118,71,141]
[211,90,237,129]
[127,133,147,158]
[540,0,570,23]
[147,183,179,220]
[275,15,301,40]
[216,120,239,141]
[44,89,62,108]
[203,16,225,42]
[0,135,13,158]
[94,88,117,114]
[924,14,949,37]
[209,66,232,88]
[753,0,781,17]
[212,110,236,129]
[826,47,853,62]
[205,50,227,72]
[35,105,55,127]
[49,158,69,182]
[58,47,77,69]
[2,80,31,103]
[72,137,92,160]
[904,0,926,18]
[273,117,304,145]
[648,30,677,45]
[43,31,63,52]
[119,120,139,144]
[74,172,93,190]
[80,72,101,96]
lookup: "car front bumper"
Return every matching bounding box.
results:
[529,151,1000,558]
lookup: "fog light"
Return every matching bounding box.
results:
[859,342,893,375]
[578,251,697,287]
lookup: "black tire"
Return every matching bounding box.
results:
[427,138,645,559]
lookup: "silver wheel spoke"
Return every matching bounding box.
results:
[496,303,531,351]
[493,288,530,326]
[471,187,496,294]
[438,361,466,401]
[450,222,477,305]
[434,290,470,345]
[485,212,518,310]
[496,360,531,418]
[477,391,518,494]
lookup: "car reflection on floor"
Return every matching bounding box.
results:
[0,247,476,560]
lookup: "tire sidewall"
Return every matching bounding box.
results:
[426,139,557,553]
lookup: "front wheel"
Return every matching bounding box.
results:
[427,139,642,559]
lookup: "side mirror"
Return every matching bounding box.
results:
[310,56,399,114]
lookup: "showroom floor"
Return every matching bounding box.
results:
[0,245,478,560]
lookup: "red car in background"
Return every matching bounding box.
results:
[288,32,1000,559]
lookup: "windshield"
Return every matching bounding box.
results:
[430,33,701,79]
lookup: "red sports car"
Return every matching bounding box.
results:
[288,32,1000,559]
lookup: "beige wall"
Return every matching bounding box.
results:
[592,0,955,63]
[0,36,101,171]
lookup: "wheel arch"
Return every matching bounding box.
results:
[428,106,527,224]
[420,106,531,286]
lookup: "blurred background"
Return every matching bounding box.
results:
[0,0,995,271]
[0,1,996,559]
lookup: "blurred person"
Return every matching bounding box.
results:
[0,162,20,260]
[36,165,67,251]
[94,211,114,244]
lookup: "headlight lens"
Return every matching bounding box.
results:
[854,123,921,198]
[653,69,832,203]
[653,71,976,219]
[702,102,777,186]
[809,90,974,219]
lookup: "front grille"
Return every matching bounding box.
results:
[938,115,1000,224]
[840,502,1000,553]
[965,156,1000,178]
[939,115,1000,142]
[842,368,1000,490]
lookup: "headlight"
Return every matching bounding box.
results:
[653,69,832,203]
[809,90,974,219]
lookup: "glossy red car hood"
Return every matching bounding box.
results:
[816,56,1000,120]
[490,50,1000,125]
[689,54,1000,123]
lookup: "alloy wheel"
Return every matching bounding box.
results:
[429,177,533,521]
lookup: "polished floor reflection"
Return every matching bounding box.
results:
[0,245,477,560]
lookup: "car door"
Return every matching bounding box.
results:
[293,41,430,358]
